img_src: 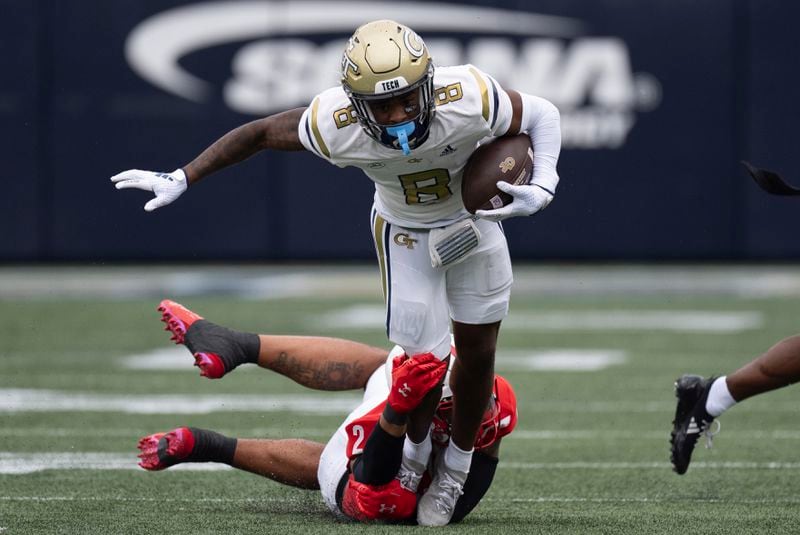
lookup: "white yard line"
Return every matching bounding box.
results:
[500,497,800,504]
[120,347,197,370]
[7,428,800,440]
[500,461,800,469]
[0,452,230,474]
[2,452,799,475]
[120,347,628,372]
[3,494,798,505]
[2,495,799,505]
[0,496,282,502]
[2,389,798,414]
[0,389,360,414]
[0,427,332,437]
[497,350,626,371]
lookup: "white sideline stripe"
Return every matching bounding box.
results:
[3,495,799,505]
[513,400,800,413]
[1,427,332,438]
[3,452,800,475]
[7,428,800,441]
[501,497,800,504]
[0,496,286,503]
[497,350,626,371]
[3,390,799,414]
[0,453,231,474]
[316,306,763,332]
[510,430,800,440]
[0,389,360,414]
[120,347,196,370]
[120,347,627,372]
[500,461,800,470]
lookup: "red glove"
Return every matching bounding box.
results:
[387,352,448,414]
[341,476,417,521]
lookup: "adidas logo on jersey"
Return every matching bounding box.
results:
[439,144,457,157]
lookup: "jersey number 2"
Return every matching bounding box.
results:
[398,169,452,204]
[350,424,366,456]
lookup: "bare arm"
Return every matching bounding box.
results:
[183,107,307,185]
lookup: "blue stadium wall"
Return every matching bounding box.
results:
[3,0,799,261]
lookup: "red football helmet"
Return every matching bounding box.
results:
[432,390,500,449]
[432,375,517,450]
[385,341,518,450]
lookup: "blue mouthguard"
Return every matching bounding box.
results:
[386,122,416,156]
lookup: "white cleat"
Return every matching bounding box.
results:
[416,455,467,526]
[396,454,426,493]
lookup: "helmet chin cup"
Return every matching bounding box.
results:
[386,122,416,155]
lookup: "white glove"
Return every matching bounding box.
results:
[110,168,188,212]
[476,182,554,222]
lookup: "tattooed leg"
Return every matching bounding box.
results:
[257,335,388,391]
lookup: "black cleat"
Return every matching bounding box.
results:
[670,374,716,475]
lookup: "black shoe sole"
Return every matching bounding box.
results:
[669,375,707,475]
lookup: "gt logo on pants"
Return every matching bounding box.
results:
[393,233,418,249]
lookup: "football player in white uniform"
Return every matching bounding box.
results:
[138,299,519,524]
[112,19,560,525]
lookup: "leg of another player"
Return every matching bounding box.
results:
[257,335,388,391]
[159,300,386,387]
[671,334,800,475]
[138,427,324,490]
[717,334,800,406]
[232,438,325,489]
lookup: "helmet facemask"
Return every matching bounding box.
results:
[340,20,436,155]
[345,65,436,154]
[432,393,501,450]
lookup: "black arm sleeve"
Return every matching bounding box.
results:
[450,452,499,524]
[351,424,405,486]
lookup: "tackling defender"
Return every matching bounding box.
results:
[139,300,518,523]
[113,19,559,525]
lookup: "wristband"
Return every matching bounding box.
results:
[382,403,407,426]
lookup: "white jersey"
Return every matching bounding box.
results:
[298,65,514,228]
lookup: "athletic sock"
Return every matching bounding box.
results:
[187,427,238,464]
[403,433,432,468]
[185,321,260,372]
[705,376,737,417]
[444,441,473,476]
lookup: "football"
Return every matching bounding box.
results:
[461,134,534,214]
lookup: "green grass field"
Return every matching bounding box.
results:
[2,265,799,534]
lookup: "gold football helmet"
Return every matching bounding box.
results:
[341,20,435,154]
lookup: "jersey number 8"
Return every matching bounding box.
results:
[398,169,452,204]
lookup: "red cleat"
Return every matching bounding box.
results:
[157,299,226,379]
[157,299,203,344]
[137,427,195,471]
